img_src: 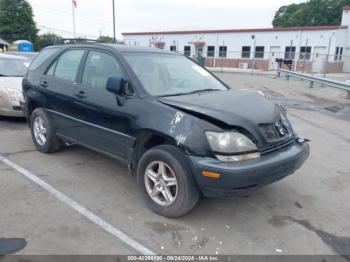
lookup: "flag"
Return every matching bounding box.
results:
[72,0,77,8]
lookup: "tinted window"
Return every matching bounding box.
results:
[207,46,215,57]
[184,46,191,57]
[255,46,264,58]
[29,48,59,71]
[54,50,84,82]
[219,46,227,57]
[285,46,296,59]
[82,51,123,90]
[241,46,251,58]
[46,60,57,76]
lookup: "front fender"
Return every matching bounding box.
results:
[126,99,222,157]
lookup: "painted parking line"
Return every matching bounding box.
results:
[0,154,155,256]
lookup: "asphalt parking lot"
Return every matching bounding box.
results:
[1,73,350,257]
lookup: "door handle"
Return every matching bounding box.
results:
[40,81,49,88]
[75,90,87,99]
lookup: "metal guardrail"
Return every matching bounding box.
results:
[276,68,350,99]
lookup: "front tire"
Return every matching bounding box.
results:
[30,108,62,153]
[137,145,200,217]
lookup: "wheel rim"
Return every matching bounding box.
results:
[144,161,178,206]
[33,116,47,146]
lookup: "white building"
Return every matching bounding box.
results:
[122,6,350,73]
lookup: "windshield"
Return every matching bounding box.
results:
[0,58,28,77]
[123,53,228,96]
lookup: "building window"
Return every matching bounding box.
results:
[207,46,215,57]
[170,45,176,52]
[285,46,296,59]
[241,46,251,58]
[299,46,311,60]
[335,47,343,61]
[184,46,191,56]
[219,46,227,57]
[255,46,265,58]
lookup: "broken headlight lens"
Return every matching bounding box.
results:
[205,131,260,162]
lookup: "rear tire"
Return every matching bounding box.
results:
[137,145,200,217]
[30,108,62,153]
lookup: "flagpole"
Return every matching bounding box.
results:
[112,0,116,43]
[72,1,76,38]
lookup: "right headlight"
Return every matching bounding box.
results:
[205,131,260,162]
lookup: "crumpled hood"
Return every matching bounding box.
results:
[0,77,23,91]
[158,89,280,128]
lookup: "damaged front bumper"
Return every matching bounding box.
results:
[188,139,310,198]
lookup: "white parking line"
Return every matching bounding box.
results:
[0,154,155,256]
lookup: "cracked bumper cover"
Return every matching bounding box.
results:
[188,141,309,198]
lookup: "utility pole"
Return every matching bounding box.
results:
[303,38,308,73]
[323,36,332,78]
[112,0,116,43]
[72,0,76,39]
[251,34,256,75]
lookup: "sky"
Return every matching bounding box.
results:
[27,0,306,40]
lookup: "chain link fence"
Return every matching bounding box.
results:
[175,49,348,77]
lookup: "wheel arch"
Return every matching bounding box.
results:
[129,130,184,176]
[25,89,47,125]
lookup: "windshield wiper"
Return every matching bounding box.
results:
[186,88,221,95]
[158,88,222,98]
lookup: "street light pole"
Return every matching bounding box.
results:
[112,0,116,43]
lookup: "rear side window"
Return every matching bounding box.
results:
[82,51,123,90]
[29,48,59,71]
[54,49,85,82]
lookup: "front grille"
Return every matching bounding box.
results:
[260,138,294,155]
[259,120,290,143]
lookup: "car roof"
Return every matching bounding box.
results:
[45,43,178,55]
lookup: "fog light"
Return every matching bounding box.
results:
[202,171,220,179]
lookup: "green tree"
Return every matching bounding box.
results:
[97,35,125,44]
[273,0,350,27]
[97,35,114,43]
[36,33,63,50]
[0,0,38,43]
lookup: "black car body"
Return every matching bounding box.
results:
[22,43,309,217]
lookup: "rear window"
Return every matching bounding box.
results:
[29,48,60,71]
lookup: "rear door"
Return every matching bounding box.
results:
[71,49,135,160]
[39,48,86,137]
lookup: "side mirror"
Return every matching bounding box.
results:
[106,76,123,95]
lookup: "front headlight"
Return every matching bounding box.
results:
[206,131,260,162]
[5,87,23,104]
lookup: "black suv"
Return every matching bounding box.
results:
[23,44,309,217]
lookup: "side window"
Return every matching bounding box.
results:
[54,49,85,82]
[82,51,124,91]
[29,48,60,71]
[46,59,57,76]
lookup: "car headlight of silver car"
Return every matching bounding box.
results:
[205,131,260,162]
[5,87,23,104]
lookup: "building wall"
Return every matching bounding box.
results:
[123,10,350,73]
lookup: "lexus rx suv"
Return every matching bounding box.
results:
[22,44,309,217]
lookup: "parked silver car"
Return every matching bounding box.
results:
[0,54,30,117]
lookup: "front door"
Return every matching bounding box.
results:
[269,46,281,70]
[72,49,134,160]
[312,46,327,73]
